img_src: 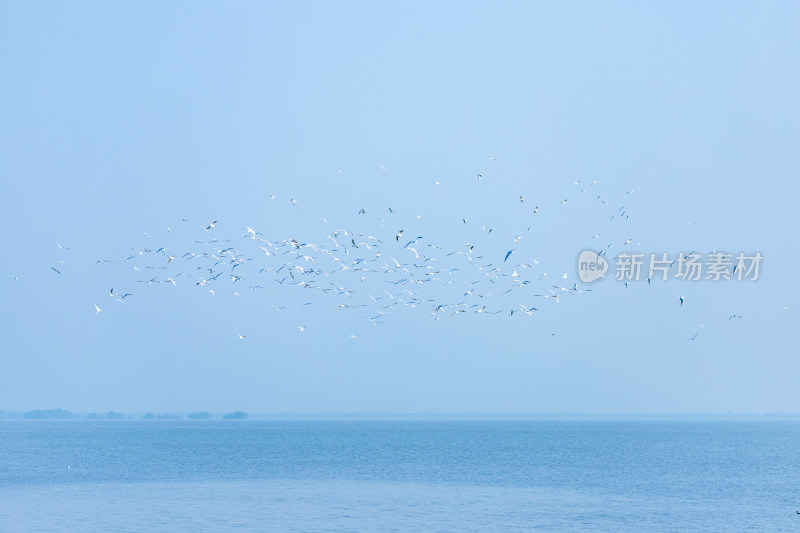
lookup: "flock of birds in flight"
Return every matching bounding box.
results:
[32,167,756,342]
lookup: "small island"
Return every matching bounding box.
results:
[222,411,249,420]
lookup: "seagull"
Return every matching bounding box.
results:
[296,325,308,332]
[238,334,246,340]
[504,250,514,262]
[94,304,101,315]
[728,314,742,319]
[403,237,423,250]
[679,297,685,306]
[56,243,69,250]
[205,220,217,231]
[50,267,61,275]
[395,230,403,241]
[689,333,698,341]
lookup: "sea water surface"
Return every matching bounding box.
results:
[1,419,799,532]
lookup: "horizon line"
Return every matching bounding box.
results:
[4,409,800,420]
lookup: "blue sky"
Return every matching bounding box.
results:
[1,2,797,414]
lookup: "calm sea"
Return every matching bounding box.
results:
[1,420,799,532]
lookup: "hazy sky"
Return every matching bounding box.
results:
[1,2,797,414]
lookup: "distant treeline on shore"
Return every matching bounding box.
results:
[5,410,800,421]
[0,409,249,420]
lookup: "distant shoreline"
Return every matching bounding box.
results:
[0,409,249,421]
[3,410,800,421]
